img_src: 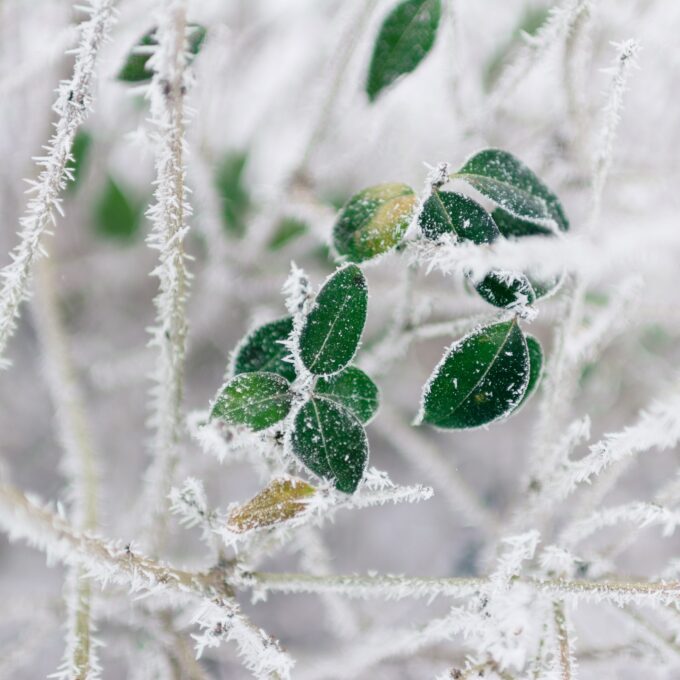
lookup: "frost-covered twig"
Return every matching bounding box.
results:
[0,481,293,679]
[142,0,194,551]
[243,569,680,606]
[553,601,576,680]
[560,501,680,548]
[526,387,680,521]
[0,0,115,368]
[298,605,478,680]
[488,0,590,114]
[590,39,641,225]
[33,258,101,679]
[375,405,498,536]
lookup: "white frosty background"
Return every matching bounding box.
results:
[1,0,680,678]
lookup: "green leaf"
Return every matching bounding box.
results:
[452,149,569,230]
[475,270,536,309]
[475,269,563,309]
[67,130,92,192]
[268,217,307,251]
[316,366,379,424]
[290,396,368,493]
[232,317,296,382]
[118,24,207,83]
[366,0,442,101]
[511,335,543,412]
[491,208,555,239]
[211,372,292,431]
[419,319,529,429]
[333,184,417,262]
[94,177,141,241]
[299,265,368,376]
[216,150,250,238]
[419,190,499,244]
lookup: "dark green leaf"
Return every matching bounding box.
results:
[491,208,555,239]
[316,366,379,424]
[216,150,250,238]
[453,149,569,230]
[94,177,141,241]
[511,335,543,412]
[67,130,92,192]
[419,319,529,429]
[211,372,292,431]
[475,270,536,309]
[299,265,368,376]
[118,24,207,83]
[419,190,499,243]
[366,0,442,101]
[475,268,563,308]
[333,183,417,262]
[290,396,368,493]
[232,317,296,382]
[268,217,307,251]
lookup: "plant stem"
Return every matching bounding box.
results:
[0,0,115,368]
[34,257,100,679]
[553,600,574,680]
[143,0,192,554]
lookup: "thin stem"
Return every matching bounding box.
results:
[142,0,192,553]
[0,0,115,368]
[33,257,101,679]
[553,601,574,680]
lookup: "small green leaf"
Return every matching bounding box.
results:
[511,335,543,412]
[366,0,442,101]
[227,478,315,533]
[316,366,379,424]
[475,269,563,309]
[475,270,536,309]
[67,130,92,192]
[290,397,368,493]
[118,24,207,83]
[94,177,141,241]
[211,372,292,431]
[419,319,530,429]
[419,190,499,244]
[216,150,250,238]
[268,217,307,251]
[232,317,295,382]
[453,149,569,230]
[491,208,555,239]
[333,184,417,262]
[299,265,368,376]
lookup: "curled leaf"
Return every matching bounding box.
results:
[227,478,315,533]
[453,149,569,230]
